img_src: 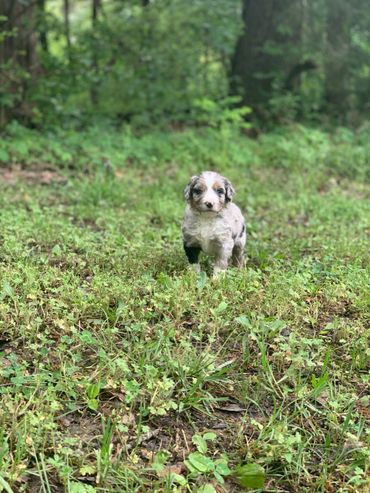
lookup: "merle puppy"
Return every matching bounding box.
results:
[182,171,246,275]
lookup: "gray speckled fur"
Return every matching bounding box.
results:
[182,171,246,275]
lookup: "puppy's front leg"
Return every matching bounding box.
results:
[213,241,233,276]
[184,243,201,273]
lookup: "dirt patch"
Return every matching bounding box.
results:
[318,299,356,327]
[305,296,356,330]
[317,177,370,200]
[0,165,67,185]
[13,474,64,493]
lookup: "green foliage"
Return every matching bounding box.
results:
[1,0,243,127]
[183,432,231,487]
[192,97,251,129]
[2,0,370,127]
[69,483,96,493]
[234,463,266,490]
[0,476,14,493]
[235,0,370,124]
[192,432,217,454]
[1,122,369,182]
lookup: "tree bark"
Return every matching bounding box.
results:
[90,0,100,106]
[0,1,38,70]
[63,0,71,60]
[230,0,302,112]
[0,0,39,125]
[37,0,49,53]
[324,0,352,118]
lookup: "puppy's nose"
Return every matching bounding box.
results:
[205,202,213,209]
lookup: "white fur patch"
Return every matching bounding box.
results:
[201,172,223,209]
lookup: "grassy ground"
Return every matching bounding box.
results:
[0,124,369,493]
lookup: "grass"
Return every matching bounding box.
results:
[0,123,369,493]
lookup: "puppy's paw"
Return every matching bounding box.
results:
[213,266,227,278]
[189,263,201,274]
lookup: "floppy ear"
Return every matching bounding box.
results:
[184,175,199,201]
[223,177,235,202]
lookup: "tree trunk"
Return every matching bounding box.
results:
[63,0,71,60]
[37,0,49,53]
[0,1,38,70]
[324,0,352,119]
[90,0,100,106]
[0,0,39,126]
[230,0,302,113]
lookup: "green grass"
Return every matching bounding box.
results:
[0,124,369,493]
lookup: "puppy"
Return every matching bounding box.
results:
[182,171,246,275]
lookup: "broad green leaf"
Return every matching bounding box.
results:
[213,470,225,484]
[235,316,251,327]
[185,452,214,473]
[51,244,62,256]
[214,301,228,314]
[69,482,97,493]
[171,473,187,486]
[79,331,98,345]
[87,399,98,411]
[215,459,231,476]
[87,382,101,399]
[192,434,207,453]
[0,281,13,300]
[203,432,217,441]
[152,451,170,473]
[234,463,265,489]
[79,464,96,476]
[196,484,217,493]
[197,271,207,290]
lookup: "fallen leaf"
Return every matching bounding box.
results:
[215,402,246,413]
[157,463,185,478]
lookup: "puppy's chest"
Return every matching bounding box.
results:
[189,216,230,253]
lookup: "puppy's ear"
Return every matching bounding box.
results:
[184,175,199,201]
[223,177,235,202]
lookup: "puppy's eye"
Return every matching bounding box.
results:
[192,188,202,195]
[216,188,225,195]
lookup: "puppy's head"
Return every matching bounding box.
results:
[184,171,235,213]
